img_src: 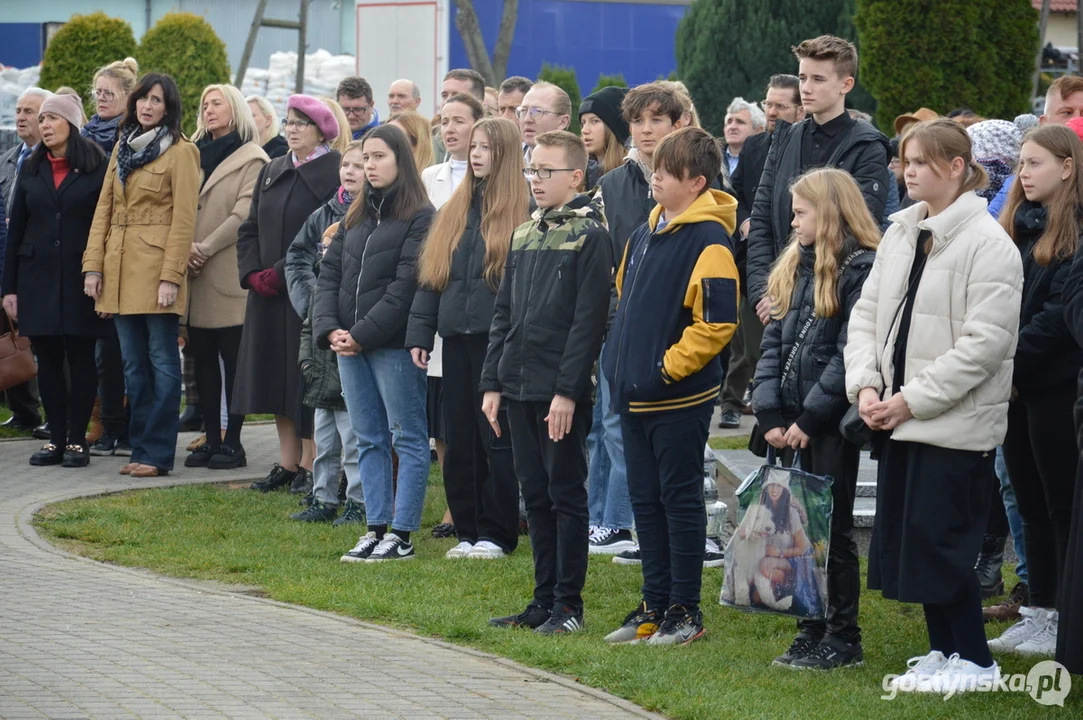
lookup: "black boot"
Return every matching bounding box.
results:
[249,464,297,492]
[974,534,1006,599]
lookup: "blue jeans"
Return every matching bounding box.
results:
[114,314,181,471]
[996,446,1028,584]
[587,361,633,530]
[338,349,429,532]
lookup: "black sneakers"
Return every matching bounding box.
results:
[431,522,456,539]
[290,499,337,523]
[340,532,381,563]
[89,434,119,456]
[289,467,314,495]
[535,605,585,635]
[250,464,297,492]
[588,528,637,555]
[773,633,823,667]
[604,601,663,644]
[612,547,642,565]
[644,605,705,645]
[489,604,552,629]
[718,408,742,429]
[790,636,864,670]
[332,500,366,526]
[365,533,415,562]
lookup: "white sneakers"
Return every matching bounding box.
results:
[445,539,507,560]
[445,540,474,559]
[988,606,1057,655]
[888,651,999,694]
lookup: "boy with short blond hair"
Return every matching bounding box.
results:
[603,126,739,645]
[481,130,613,635]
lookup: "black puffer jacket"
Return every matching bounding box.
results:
[298,249,344,410]
[313,186,435,350]
[752,242,875,436]
[285,190,349,319]
[1011,203,1083,395]
[406,181,498,351]
[746,118,889,307]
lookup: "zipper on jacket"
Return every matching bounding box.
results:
[353,196,384,325]
[614,231,654,400]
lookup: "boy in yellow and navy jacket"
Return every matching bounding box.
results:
[601,127,739,645]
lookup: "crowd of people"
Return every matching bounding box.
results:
[1,32,1081,693]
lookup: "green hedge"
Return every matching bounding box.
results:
[39,12,138,118]
[591,74,628,95]
[539,64,583,134]
[137,12,230,136]
[855,0,1037,131]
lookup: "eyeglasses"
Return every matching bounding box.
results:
[93,89,117,101]
[763,102,795,112]
[284,119,314,130]
[522,168,576,179]
[342,105,371,117]
[516,106,560,121]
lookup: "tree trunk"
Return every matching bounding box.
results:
[492,0,519,81]
[453,0,497,86]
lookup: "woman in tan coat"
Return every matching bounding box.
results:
[184,84,269,470]
[83,73,200,478]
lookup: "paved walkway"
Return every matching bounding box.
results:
[0,427,661,720]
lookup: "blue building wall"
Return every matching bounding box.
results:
[449,0,691,91]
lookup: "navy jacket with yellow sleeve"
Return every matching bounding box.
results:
[602,189,739,414]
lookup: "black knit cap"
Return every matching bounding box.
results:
[579,86,630,147]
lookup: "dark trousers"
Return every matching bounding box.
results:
[783,433,861,643]
[623,402,712,610]
[442,334,519,551]
[721,299,763,411]
[507,395,591,614]
[1,312,41,425]
[985,469,1010,538]
[96,324,128,439]
[1002,387,1077,609]
[31,335,97,447]
[924,576,994,667]
[187,325,244,448]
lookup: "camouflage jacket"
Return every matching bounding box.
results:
[480,192,614,402]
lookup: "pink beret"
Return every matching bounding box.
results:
[1067,116,1083,144]
[287,94,339,142]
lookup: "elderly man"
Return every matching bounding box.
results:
[498,76,532,122]
[517,82,571,163]
[721,97,766,180]
[0,87,51,434]
[388,79,421,114]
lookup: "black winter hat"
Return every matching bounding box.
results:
[579,86,630,147]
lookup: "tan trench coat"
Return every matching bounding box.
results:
[83,137,200,315]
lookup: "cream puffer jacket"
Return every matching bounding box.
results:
[845,191,1024,451]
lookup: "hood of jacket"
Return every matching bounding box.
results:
[531,189,605,226]
[648,189,737,236]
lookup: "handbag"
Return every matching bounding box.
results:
[0,308,37,392]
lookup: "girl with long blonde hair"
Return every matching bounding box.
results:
[752,167,878,670]
[389,110,436,172]
[406,117,529,559]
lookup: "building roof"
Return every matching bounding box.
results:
[1033,0,1077,12]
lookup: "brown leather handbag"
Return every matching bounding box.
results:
[0,308,37,392]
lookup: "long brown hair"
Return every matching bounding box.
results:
[766,168,881,319]
[418,117,529,291]
[999,125,1083,266]
[344,124,430,228]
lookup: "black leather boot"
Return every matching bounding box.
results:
[974,534,1006,599]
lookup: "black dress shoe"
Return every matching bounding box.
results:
[178,405,204,433]
[29,444,64,466]
[250,464,297,492]
[61,444,90,468]
[289,467,313,495]
[32,423,51,440]
[184,444,217,468]
[208,444,247,470]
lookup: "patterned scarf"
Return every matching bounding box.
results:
[338,186,354,207]
[117,125,172,186]
[292,143,331,168]
[81,114,122,154]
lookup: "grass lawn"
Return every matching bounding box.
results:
[0,406,31,439]
[35,468,1076,719]
[709,435,750,451]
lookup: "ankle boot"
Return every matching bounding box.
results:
[974,534,1006,599]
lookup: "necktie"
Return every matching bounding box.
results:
[15,145,32,174]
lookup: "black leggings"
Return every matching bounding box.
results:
[187,325,244,448]
[31,335,98,447]
[923,575,993,667]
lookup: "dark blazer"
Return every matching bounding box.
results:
[731,130,771,228]
[2,155,109,337]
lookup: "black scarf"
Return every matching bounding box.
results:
[116,125,170,185]
[81,114,122,154]
[197,130,244,189]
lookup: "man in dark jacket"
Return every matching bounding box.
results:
[746,36,889,324]
[482,131,613,636]
[721,74,805,427]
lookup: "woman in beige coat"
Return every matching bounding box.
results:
[184,84,269,470]
[83,73,200,478]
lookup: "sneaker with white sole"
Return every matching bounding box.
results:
[340,532,381,563]
[988,605,1047,652]
[534,605,585,635]
[467,540,507,559]
[918,653,999,694]
[613,546,641,565]
[589,528,637,555]
[1015,610,1058,656]
[703,537,725,568]
[445,540,474,559]
[644,604,706,646]
[365,532,415,562]
[886,651,948,693]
